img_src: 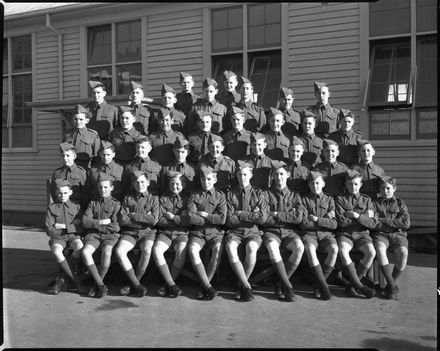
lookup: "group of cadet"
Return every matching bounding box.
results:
[45,71,410,303]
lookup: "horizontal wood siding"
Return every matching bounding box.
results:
[146,9,204,98]
[374,145,437,227]
[287,2,361,114]
[62,27,81,99]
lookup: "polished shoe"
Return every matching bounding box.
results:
[320,287,332,301]
[242,287,254,302]
[385,285,399,300]
[48,277,64,295]
[96,284,108,298]
[134,284,148,297]
[313,287,321,299]
[196,286,206,300]
[284,286,296,302]
[157,286,168,297]
[360,276,377,290]
[120,285,131,296]
[169,285,183,298]
[234,286,243,300]
[87,286,96,297]
[359,285,375,299]
[206,286,218,300]
[345,285,362,298]
[274,284,285,300]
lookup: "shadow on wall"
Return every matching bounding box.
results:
[360,337,437,351]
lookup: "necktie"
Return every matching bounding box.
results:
[73,130,79,145]
[242,189,249,212]
[62,203,68,226]
[366,164,371,180]
[320,105,326,121]
[276,190,284,212]
[177,163,183,172]
[65,166,71,180]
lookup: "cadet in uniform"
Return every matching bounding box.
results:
[225,161,268,301]
[175,72,201,117]
[312,139,348,196]
[115,171,160,297]
[298,110,324,167]
[129,81,151,135]
[187,112,216,164]
[287,137,311,195]
[335,169,378,298]
[222,106,253,161]
[300,171,338,300]
[328,109,363,167]
[351,139,385,199]
[109,106,145,166]
[185,78,227,137]
[216,70,241,109]
[264,107,291,163]
[187,166,227,300]
[277,87,301,137]
[81,173,121,298]
[305,81,340,138]
[64,104,100,171]
[153,172,191,298]
[86,80,118,140]
[262,161,305,302]
[50,142,87,208]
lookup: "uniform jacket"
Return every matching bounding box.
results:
[312,161,349,196]
[226,100,266,133]
[243,154,275,191]
[157,192,191,231]
[86,101,118,140]
[306,102,340,137]
[82,196,121,234]
[149,129,186,166]
[299,132,324,166]
[185,100,227,136]
[287,160,311,195]
[197,154,236,193]
[50,163,87,206]
[64,127,100,162]
[176,91,201,117]
[300,192,337,232]
[188,131,215,163]
[351,162,385,199]
[373,196,410,234]
[264,130,291,162]
[187,188,227,231]
[222,128,253,161]
[109,127,144,163]
[160,161,196,195]
[87,161,124,201]
[328,129,363,167]
[123,156,162,195]
[45,200,84,237]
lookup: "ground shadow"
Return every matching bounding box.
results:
[360,336,437,351]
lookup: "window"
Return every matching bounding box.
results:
[211,4,281,109]
[2,35,34,149]
[367,0,437,140]
[87,20,141,96]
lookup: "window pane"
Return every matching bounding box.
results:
[370,110,410,139]
[249,5,265,26]
[370,0,410,36]
[248,26,265,48]
[212,7,243,52]
[116,20,141,62]
[12,35,32,73]
[228,28,243,51]
[2,127,8,148]
[229,7,242,27]
[3,39,8,74]
[417,109,437,138]
[248,4,280,49]
[370,112,390,136]
[12,125,32,148]
[117,63,141,95]
[212,8,228,30]
[88,66,112,95]
[416,36,437,107]
[390,110,410,135]
[12,75,32,125]
[417,0,437,32]
[265,3,281,23]
[212,54,243,93]
[212,30,229,52]
[3,78,8,125]
[265,23,281,46]
[88,25,111,65]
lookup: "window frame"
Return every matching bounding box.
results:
[2,33,37,153]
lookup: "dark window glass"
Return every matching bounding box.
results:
[116,20,141,62]
[416,36,437,107]
[212,54,243,94]
[369,0,410,36]
[2,78,8,148]
[88,25,111,65]
[88,67,113,95]
[370,109,410,140]
[416,0,437,32]
[3,39,8,74]
[211,7,243,52]
[11,74,32,147]
[116,63,142,95]
[416,109,437,139]
[248,3,281,49]
[12,35,32,73]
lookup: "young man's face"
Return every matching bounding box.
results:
[251,138,267,156]
[162,92,177,108]
[290,145,304,162]
[269,114,285,133]
[279,94,293,110]
[170,177,184,195]
[345,177,362,195]
[131,88,144,105]
[201,173,217,191]
[208,140,224,158]
[308,176,325,195]
[380,182,396,199]
[204,85,218,102]
[73,113,89,129]
[133,175,149,193]
[181,77,194,93]
[57,185,72,203]
[137,141,152,158]
[315,86,330,105]
[237,167,253,188]
[198,115,212,132]
[159,114,173,132]
[120,113,135,131]
[240,83,253,101]
[231,113,245,131]
[92,87,106,104]
[62,150,76,167]
[100,148,115,165]
[98,180,114,198]
[173,147,188,164]
[359,144,375,163]
[302,117,316,135]
[224,76,238,92]
[273,167,290,189]
[340,117,354,132]
[323,145,339,163]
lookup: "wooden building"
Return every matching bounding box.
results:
[2,2,437,231]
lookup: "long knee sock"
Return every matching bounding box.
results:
[285,260,300,280]
[343,262,363,290]
[392,266,404,282]
[87,264,104,286]
[157,263,174,287]
[58,259,74,281]
[244,258,256,279]
[380,263,395,287]
[322,264,334,281]
[311,264,329,290]
[125,268,141,287]
[230,260,250,288]
[99,265,110,281]
[356,263,370,280]
[193,262,210,288]
[272,260,292,288]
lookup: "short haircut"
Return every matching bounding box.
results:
[169,172,188,187]
[380,176,397,187]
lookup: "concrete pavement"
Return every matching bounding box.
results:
[1,226,437,349]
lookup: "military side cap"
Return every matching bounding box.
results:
[271,160,288,172]
[130,81,143,90]
[307,171,323,182]
[301,110,317,121]
[130,170,147,182]
[89,80,104,89]
[339,109,354,119]
[200,165,217,176]
[55,179,71,188]
[119,105,135,115]
[236,160,253,171]
[59,142,76,153]
[268,107,283,119]
[158,107,171,119]
[207,134,223,146]
[231,106,244,116]
[314,81,327,93]
[345,169,362,181]
[290,136,304,147]
[379,175,397,186]
[240,76,252,86]
[323,139,338,149]
[279,87,293,98]
[75,104,89,115]
[250,132,265,143]
[173,137,189,149]
[161,83,176,95]
[223,70,236,79]
[179,72,191,81]
[357,139,372,149]
[203,77,217,88]
[97,173,112,183]
[100,140,114,151]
